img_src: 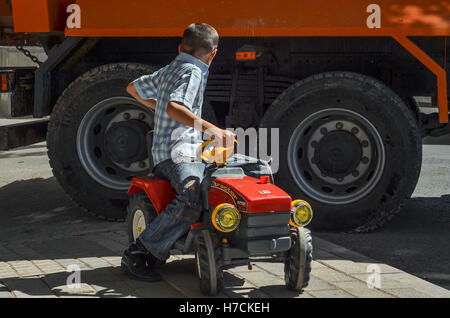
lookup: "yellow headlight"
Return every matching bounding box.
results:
[290,200,313,227]
[212,203,241,232]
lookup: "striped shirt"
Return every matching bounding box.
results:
[133,52,209,166]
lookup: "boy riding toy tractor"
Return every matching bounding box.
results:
[126,136,313,296]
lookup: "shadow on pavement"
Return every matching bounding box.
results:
[317,196,450,290]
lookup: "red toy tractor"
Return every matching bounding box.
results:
[126,136,313,296]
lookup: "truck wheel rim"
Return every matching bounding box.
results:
[132,209,146,241]
[77,97,154,190]
[287,108,385,205]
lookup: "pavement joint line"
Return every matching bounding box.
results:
[160,255,202,298]
[312,255,397,297]
[81,233,126,256]
[222,272,266,298]
[315,247,450,298]
[1,221,447,298]
[311,247,405,298]
[38,276,60,298]
[93,231,129,248]
[252,263,284,279]
[224,268,277,298]
[0,280,16,298]
[158,273,192,298]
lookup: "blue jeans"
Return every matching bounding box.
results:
[137,159,205,261]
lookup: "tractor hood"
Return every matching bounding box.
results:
[209,175,292,214]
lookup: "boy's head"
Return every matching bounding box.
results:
[179,23,219,66]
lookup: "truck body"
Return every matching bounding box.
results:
[1,0,449,231]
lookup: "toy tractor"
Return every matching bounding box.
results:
[126,135,313,296]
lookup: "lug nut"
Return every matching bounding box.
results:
[336,122,344,130]
[361,157,369,164]
[351,127,359,134]
[311,157,317,164]
[352,170,360,177]
[139,161,146,168]
[336,177,344,182]
[320,127,328,135]
[311,141,318,148]
[123,113,131,120]
[138,113,146,120]
[361,140,369,148]
[321,172,327,178]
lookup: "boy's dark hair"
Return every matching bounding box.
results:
[181,23,219,57]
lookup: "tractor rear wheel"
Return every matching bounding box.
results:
[126,192,165,267]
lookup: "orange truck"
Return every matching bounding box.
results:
[0,0,449,231]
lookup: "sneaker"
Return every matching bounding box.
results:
[121,243,161,282]
[134,239,166,268]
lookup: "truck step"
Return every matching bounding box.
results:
[0,117,49,150]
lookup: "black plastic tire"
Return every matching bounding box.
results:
[261,71,422,232]
[47,63,159,221]
[284,227,312,291]
[195,230,224,296]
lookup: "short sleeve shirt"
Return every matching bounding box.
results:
[133,52,209,166]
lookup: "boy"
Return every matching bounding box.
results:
[122,23,235,281]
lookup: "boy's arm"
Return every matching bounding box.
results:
[167,101,235,147]
[127,65,169,110]
[126,83,157,110]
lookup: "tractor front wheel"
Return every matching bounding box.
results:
[195,230,224,296]
[284,227,313,291]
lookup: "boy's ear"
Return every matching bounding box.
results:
[211,49,218,59]
[208,49,217,63]
[178,44,182,53]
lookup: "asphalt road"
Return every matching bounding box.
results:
[0,142,449,291]
[318,144,450,290]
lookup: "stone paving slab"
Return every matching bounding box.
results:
[313,236,450,298]
[1,276,55,298]
[0,231,449,298]
[0,283,13,298]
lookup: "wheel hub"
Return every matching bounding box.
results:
[287,108,386,205]
[104,119,150,165]
[77,96,154,190]
[315,130,362,178]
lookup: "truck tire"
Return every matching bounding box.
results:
[260,72,422,232]
[47,63,159,221]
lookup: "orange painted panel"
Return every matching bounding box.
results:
[60,0,450,37]
[10,0,450,37]
[12,0,69,32]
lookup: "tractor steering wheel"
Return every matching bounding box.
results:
[196,137,238,166]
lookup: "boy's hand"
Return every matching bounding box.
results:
[207,127,236,148]
[165,101,236,147]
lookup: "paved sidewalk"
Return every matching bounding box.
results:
[1,229,448,298]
